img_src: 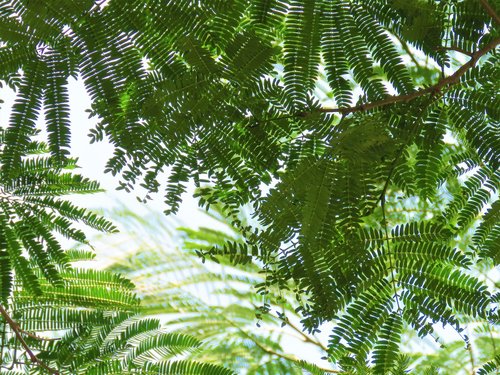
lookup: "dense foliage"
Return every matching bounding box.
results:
[94,207,499,374]
[0,0,498,373]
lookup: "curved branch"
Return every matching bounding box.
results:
[305,36,499,116]
[0,305,59,374]
[479,0,500,25]
[237,327,342,374]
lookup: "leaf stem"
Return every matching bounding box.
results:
[398,37,423,68]
[0,305,59,374]
[467,338,476,375]
[240,326,340,373]
[223,316,342,373]
[381,195,401,312]
[272,311,329,352]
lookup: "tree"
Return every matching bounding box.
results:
[94,205,499,375]
[0,132,233,374]
[0,0,499,374]
[98,206,334,374]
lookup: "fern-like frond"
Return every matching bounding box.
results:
[0,130,116,297]
[372,312,404,374]
[1,0,498,372]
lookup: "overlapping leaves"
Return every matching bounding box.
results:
[0,250,232,374]
[0,0,498,373]
[0,129,116,301]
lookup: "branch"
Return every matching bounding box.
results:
[223,316,343,374]
[249,300,328,351]
[238,328,342,374]
[479,0,500,25]
[304,36,499,116]
[18,328,60,342]
[270,311,329,352]
[0,305,59,375]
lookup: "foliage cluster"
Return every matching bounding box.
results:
[96,207,500,374]
[0,0,498,374]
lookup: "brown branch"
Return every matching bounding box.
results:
[0,305,59,375]
[479,0,500,25]
[304,36,499,116]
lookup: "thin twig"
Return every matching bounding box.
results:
[18,328,60,342]
[479,0,500,25]
[400,38,423,67]
[0,305,59,375]
[370,95,435,213]
[221,315,341,373]
[269,310,329,352]
[436,46,474,57]
[286,318,328,352]
[467,339,476,375]
[231,322,342,374]
[298,36,499,116]
[374,95,436,309]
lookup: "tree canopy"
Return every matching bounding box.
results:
[0,0,499,374]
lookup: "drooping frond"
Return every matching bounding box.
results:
[0,253,233,374]
[0,129,116,298]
